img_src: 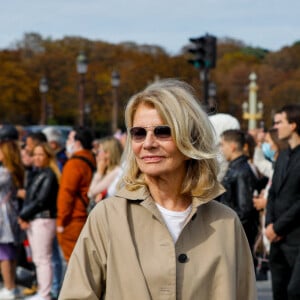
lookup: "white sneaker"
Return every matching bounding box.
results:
[25,293,46,300]
[0,287,19,300]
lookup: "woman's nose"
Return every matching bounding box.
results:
[143,131,157,148]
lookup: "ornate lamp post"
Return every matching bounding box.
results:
[39,76,48,125]
[76,52,88,126]
[111,70,120,134]
[242,72,263,130]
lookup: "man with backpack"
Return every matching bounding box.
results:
[56,126,96,262]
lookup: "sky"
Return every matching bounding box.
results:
[1,0,300,55]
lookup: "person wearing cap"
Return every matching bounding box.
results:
[0,124,19,142]
[0,125,24,300]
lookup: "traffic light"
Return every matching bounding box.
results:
[187,34,217,69]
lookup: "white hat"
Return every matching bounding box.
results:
[42,127,63,145]
[209,113,240,143]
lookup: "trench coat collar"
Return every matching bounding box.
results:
[115,183,225,208]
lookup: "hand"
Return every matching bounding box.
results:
[253,196,267,210]
[18,218,29,230]
[95,190,107,203]
[265,223,282,243]
[56,226,64,233]
[17,189,26,199]
[97,158,108,175]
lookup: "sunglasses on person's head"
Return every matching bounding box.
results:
[129,125,171,142]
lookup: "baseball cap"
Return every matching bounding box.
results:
[0,124,19,142]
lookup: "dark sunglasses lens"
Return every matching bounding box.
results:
[154,126,171,138]
[130,127,147,140]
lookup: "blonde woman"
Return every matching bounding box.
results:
[0,137,24,300]
[19,143,60,300]
[88,136,123,205]
[60,79,256,300]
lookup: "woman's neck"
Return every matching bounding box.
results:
[146,177,192,211]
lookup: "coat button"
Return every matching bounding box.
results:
[178,253,188,263]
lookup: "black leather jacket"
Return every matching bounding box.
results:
[19,167,59,221]
[220,155,259,245]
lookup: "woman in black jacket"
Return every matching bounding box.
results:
[19,142,61,300]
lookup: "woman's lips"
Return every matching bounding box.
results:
[141,155,164,163]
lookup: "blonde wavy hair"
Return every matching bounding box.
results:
[99,136,123,173]
[122,79,220,198]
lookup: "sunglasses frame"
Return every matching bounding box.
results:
[129,125,172,142]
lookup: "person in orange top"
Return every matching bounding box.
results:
[56,126,96,262]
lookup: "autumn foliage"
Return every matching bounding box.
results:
[1,33,300,136]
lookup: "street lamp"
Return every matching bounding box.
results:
[111,70,120,133]
[76,52,88,126]
[39,76,48,125]
[242,72,264,130]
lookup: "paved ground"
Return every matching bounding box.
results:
[257,276,273,300]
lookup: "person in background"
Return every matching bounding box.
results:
[24,132,47,157]
[272,111,282,128]
[20,147,35,188]
[17,131,48,297]
[17,146,37,286]
[265,104,300,299]
[42,127,68,172]
[18,143,61,300]
[88,136,123,207]
[0,125,24,300]
[253,128,288,181]
[91,139,101,156]
[42,127,67,299]
[106,132,127,198]
[208,113,240,181]
[219,129,260,258]
[59,79,256,300]
[244,132,268,191]
[252,128,289,271]
[56,126,96,263]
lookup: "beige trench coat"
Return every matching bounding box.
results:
[59,186,257,300]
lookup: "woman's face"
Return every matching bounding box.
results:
[131,103,187,180]
[21,148,33,167]
[33,146,49,168]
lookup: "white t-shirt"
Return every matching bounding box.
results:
[155,203,192,243]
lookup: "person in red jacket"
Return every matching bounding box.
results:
[56,126,96,262]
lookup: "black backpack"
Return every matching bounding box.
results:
[70,155,96,213]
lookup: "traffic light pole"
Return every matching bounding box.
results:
[187,34,217,111]
[202,68,209,108]
[200,68,209,110]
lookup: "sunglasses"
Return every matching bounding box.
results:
[129,125,171,142]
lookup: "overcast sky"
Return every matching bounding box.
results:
[1,0,299,55]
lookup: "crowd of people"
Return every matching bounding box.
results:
[0,78,299,300]
[0,125,125,300]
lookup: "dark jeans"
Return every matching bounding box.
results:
[269,241,300,300]
[51,236,64,297]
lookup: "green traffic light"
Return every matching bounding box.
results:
[194,61,201,69]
